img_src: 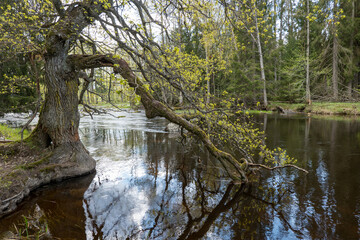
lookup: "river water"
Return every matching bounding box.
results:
[0,111,360,239]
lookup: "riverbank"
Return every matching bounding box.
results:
[0,139,96,218]
[267,102,360,116]
[0,124,29,142]
[174,102,360,116]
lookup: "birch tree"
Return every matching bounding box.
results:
[221,0,273,107]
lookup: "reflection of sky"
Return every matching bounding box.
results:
[78,111,235,239]
[258,115,360,239]
[80,111,168,238]
[261,146,338,239]
[356,207,360,236]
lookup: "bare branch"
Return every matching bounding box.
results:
[248,163,309,174]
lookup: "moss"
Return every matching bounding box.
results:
[7,169,23,178]
[17,152,52,170]
[2,148,16,157]
[268,102,307,112]
[23,137,39,149]
[21,134,46,151]
[307,102,360,115]
[39,164,58,173]
[0,176,13,189]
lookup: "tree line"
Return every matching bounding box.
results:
[1,0,359,114]
[167,0,360,106]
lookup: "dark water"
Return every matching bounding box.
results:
[0,112,360,239]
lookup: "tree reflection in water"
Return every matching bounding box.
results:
[81,119,297,239]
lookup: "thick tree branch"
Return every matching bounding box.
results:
[67,53,247,180]
[51,0,66,18]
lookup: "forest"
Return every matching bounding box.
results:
[0,0,359,114]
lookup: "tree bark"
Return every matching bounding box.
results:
[205,45,211,106]
[273,0,278,85]
[28,2,105,173]
[332,0,339,101]
[279,0,284,83]
[287,0,293,37]
[347,0,355,99]
[305,0,311,105]
[254,6,268,107]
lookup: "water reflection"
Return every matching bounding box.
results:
[1,112,360,239]
[0,173,95,239]
[261,114,360,239]
[79,112,245,239]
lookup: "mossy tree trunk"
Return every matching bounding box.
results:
[27,1,105,174]
[32,45,80,148]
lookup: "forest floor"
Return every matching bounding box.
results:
[266,102,360,116]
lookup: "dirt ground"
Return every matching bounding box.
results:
[0,142,52,217]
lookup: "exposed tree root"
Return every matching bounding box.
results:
[0,140,95,218]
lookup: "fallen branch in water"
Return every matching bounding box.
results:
[248,163,308,174]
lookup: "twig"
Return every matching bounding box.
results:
[21,53,42,141]
[20,97,41,142]
[248,163,309,174]
[2,191,22,203]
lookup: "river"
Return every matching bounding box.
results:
[0,111,359,239]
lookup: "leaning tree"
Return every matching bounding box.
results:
[0,0,305,216]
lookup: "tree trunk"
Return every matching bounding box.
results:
[254,7,268,107]
[279,0,284,83]
[347,0,355,99]
[206,45,211,106]
[332,0,339,101]
[287,0,293,37]
[305,0,311,104]
[332,32,339,101]
[273,0,278,84]
[30,37,95,174]
[28,3,100,175]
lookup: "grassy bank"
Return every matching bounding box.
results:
[81,101,360,116]
[0,124,29,141]
[268,102,360,115]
